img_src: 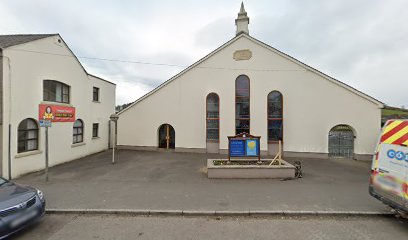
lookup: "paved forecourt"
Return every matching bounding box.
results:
[15,150,388,212]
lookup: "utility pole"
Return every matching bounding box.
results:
[110,114,119,164]
[45,126,49,181]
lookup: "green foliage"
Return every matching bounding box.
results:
[382,107,408,117]
[115,102,133,112]
[213,160,280,166]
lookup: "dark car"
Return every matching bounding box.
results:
[0,177,45,239]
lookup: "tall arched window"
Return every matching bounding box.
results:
[235,75,250,134]
[268,91,283,142]
[206,93,219,141]
[73,119,84,144]
[18,118,39,153]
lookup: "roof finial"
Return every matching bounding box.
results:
[235,2,250,35]
[240,2,246,13]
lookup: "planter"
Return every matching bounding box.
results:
[207,159,295,179]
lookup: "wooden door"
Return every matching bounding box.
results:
[159,124,175,149]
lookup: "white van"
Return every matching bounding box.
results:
[369,119,408,213]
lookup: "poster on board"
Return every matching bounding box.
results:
[246,139,259,156]
[39,104,75,122]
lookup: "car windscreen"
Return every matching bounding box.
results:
[0,178,8,186]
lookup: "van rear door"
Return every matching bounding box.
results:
[405,154,408,210]
[370,119,408,212]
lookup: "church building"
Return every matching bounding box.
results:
[117,4,383,160]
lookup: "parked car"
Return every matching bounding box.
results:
[0,177,45,239]
[369,119,408,215]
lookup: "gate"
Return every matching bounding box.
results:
[328,125,355,159]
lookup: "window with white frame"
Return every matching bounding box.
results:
[73,119,84,144]
[92,123,99,138]
[43,80,70,104]
[18,118,39,153]
[93,87,99,102]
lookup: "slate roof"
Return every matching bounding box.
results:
[0,34,58,49]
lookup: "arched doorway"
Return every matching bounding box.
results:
[328,125,355,159]
[158,124,175,149]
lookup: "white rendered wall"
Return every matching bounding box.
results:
[1,36,116,178]
[117,36,381,156]
[0,124,2,174]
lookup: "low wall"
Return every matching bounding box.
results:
[207,159,295,179]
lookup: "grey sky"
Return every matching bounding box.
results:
[0,0,407,107]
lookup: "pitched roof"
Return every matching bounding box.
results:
[118,35,245,115]
[88,74,116,86]
[0,33,115,86]
[119,33,383,115]
[243,34,384,107]
[0,34,58,49]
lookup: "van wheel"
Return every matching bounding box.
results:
[395,210,408,219]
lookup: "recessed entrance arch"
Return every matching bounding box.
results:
[158,124,175,149]
[328,125,355,159]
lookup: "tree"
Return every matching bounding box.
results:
[115,102,133,112]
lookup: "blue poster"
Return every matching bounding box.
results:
[246,139,259,156]
[230,140,245,156]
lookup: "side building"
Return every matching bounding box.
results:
[0,34,116,178]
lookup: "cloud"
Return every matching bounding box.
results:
[115,80,149,105]
[251,0,408,106]
[195,17,234,50]
[0,0,407,106]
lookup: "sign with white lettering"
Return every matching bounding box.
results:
[230,140,245,157]
[39,119,52,128]
[39,104,75,122]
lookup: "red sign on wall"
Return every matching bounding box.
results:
[39,104,76,122]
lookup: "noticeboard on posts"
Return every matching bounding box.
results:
[228,132,261,160]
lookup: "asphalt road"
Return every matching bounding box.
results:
[13,214,408,240]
